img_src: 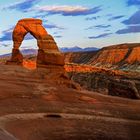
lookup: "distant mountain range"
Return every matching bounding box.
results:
[0,49,38,58]
[60,46,99,52]
[0,47,99,57]
[21,49,38,55]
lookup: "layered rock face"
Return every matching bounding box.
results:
[91,44,140,69]
[108,79,140,99]
[66,64,140,99]
[65,43,140,71]
[6,18,64,67]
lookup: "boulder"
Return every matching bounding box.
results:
[108,79,140,99]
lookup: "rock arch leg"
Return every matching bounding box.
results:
[36,34,64,67]
[7,23,28,65]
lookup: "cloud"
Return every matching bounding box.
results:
[85,26,94,30]
[54,35,62,38]
[127,0,140,6]
[53,32,60,35]
[36,5,102,16]
[85,24,111,30]
[116,25,140,34]
[0,43,10,47]
[104,29,111,32]
[0,27,13,41]
[33,14,48,19]
[85,16,100,20]
[3,0,41,12]
[109,15,124,21]
[122,10,140,25]
[88,33,112,39]
[43,24,65,30]
[95,25,111,28]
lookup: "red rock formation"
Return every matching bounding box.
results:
[6,49,23,65]
[108,79,140,99]
[92,44,140,67]
[92,47,128,65]
[23,60,36,70]
[65,64,126,76]
[65,43,140,70]
[6,18,64,67]
[125,47,140,64]
[65,64,140,99]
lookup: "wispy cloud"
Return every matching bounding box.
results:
[3,0,41,12]
[116,25,140,34]
[36,5,102,16]
[85,24,111,30]
[53,31,61,35]
[95,25,111,28]
[122,10,140,25]
[33,14,48,19]
[88,33,112,39]
[0,43,10,47]
[43,24,65,30]
[85,16,100,20]
[104,29,111,32]
[85,26,94,30]
[0,27,13,41]
[127,0,140,6]
[108,15,124,21]
[54,35,63,38]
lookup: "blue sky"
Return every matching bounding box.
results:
[0,0,140,54]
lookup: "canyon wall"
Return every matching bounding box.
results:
[66,64,140,99]
[65,43,140,71]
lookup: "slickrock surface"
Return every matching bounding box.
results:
[0,65,139,140]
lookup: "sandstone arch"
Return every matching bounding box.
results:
[7,18,64,67]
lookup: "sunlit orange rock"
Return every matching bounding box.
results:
[6,18,64,67]
[65,64,126,76]
[65,43,140,70]
[23,60,36,70]
[125,47,140,64]
[91,44,129,66]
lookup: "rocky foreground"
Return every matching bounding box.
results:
[0,64,140,140]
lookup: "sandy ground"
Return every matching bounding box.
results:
[0,65,139,140]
